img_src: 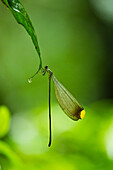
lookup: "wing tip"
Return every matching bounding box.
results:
[80,109,85,119]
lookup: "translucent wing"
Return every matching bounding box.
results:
[52,75,85,121]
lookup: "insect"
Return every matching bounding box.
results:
[28,66,85,147]
[42,66,85,147]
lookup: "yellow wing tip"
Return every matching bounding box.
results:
[80,109,85,119]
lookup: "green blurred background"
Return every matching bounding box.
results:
[0,0,113,169]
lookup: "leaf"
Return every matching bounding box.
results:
[0,106,11,138]
[0,141,25,169]
[1,0,42,72]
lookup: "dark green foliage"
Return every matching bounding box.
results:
[1,0,42,72]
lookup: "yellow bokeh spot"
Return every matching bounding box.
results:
[80,109,85,119]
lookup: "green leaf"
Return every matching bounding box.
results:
[0,141,25,169]
[1,0,42,72]
[0,106,11,138]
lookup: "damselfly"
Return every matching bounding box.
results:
[43,66,85,147]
